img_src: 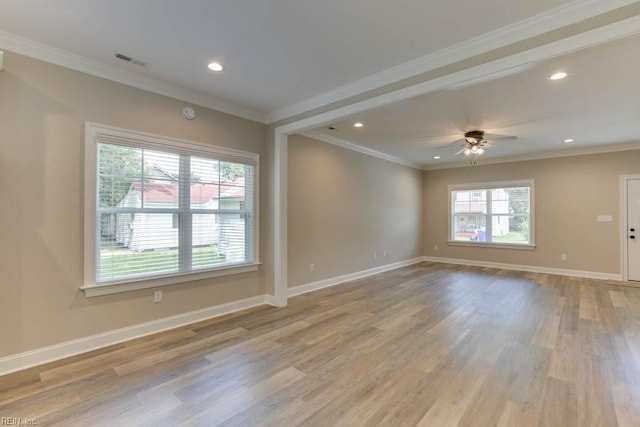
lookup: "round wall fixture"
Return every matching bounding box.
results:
[182,106,197,120]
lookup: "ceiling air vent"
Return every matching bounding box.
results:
[115,53,146,67]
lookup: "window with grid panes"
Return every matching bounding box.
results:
[449,180,534,248]
[84,124,259,295]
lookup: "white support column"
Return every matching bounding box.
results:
[273,130,288,306]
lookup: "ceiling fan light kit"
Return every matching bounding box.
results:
[442,129,516,157]
[463,130,488,156]
[465,145,485,156]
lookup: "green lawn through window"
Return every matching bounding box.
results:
[492,232,527,243]
[99,245,224,280]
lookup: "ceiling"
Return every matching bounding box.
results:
[1,1,639,168]
[308,32,640,168]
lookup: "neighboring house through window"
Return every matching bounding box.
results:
[449,180,534,249]
[84,123,259,296]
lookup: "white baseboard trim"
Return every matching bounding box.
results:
[2,257,618,376]
[422,256,622,281]
[288,257,425,297]
[263,294,278,306]
[0,294,273,377]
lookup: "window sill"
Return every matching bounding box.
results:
[447,241,536,251]
[81,262,261,297]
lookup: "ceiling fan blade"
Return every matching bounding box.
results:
[454,147,467,155]
[435,138,465,149]
[484,133,517,141]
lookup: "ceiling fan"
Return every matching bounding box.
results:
[442,130,517,156]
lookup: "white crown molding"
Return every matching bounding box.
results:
[271,14,640,307]
[1,1,636,126]
[274,13,640,139]
[266,0,639,123]
[423,256,622,281]
[300,130,423,170]
[0,30,267,124]
[275,13,640,171]
[422,141,640,170]
[302,130,639,172]
[0,294,275,376]
[288,257,424,298]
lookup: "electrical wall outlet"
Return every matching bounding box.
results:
[383,251,387,258]
[153,290,162,303]
[373,252,377,260]
[310,263,315,272]
[561,254,567,261]
[434,245,438,251]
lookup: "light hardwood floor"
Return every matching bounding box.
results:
[2,262,640,426]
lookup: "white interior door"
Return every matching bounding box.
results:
[627,179,640,281]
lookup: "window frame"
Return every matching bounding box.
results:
[447,179,535,250]
[83,123,260,297]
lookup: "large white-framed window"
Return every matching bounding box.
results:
[83,123,260,297]
[448,180,534,250]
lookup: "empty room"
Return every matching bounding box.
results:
[2,1,640,426]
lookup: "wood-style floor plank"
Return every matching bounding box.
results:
[2,262,640,426]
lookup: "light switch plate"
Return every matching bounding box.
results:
[597,215,613,222]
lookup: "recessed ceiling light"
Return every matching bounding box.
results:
[353,122,364,128]
[548,71,568,80]
[564,138,575,143]
[207,62,224,72]
[434,156,441,160]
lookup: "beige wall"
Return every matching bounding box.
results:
[288,134,423,288]
[2,49,639,359]
[423,150,640,274]
[0,52,268,356]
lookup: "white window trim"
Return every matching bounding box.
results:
[446,241,536,250]
[82,122,260,297]
[447,179,535,249]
